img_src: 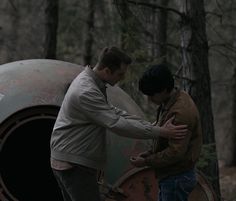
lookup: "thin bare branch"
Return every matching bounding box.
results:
[211,48,234,65]
[205,11,223,19]
[125,0,184,17]
[215,0,224,13]
[211,79,233,85]
[8,0,17,11]
[206,20,234,49]
[209,43,236,54]
[173,74,195,83]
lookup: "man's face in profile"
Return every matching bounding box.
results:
[148,89,170,105]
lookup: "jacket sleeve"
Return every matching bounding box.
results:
[77,90,161,139]
[145,109,194,167]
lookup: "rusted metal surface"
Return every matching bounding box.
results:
[0,59,84,124]
[105,167,217,201]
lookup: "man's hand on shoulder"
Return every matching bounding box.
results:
[159,116,188,140]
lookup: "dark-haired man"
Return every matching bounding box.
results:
[50,48,188,201]
[130,63,202,201]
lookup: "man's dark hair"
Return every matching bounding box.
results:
[97,47,132,72]
[139,63,174,96]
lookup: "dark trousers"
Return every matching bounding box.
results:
[52,165,101,201]
[158,169,197,201]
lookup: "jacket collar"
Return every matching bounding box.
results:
[84,66,107,93]
[162,87,180,112]
[157,88,181,125]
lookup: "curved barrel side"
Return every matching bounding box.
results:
[105,167,217,201]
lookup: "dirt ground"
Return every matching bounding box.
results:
[219,166,236,201]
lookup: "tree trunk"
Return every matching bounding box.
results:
[154,0,169,61]
[0,0,58,63]
[232,67,236,165]
[45,0,59,59]
[83,0,96,65]
[119,0,130,50]
[0,0,20,64]
[179,0,221,199]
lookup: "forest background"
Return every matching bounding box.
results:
[0,0,236,201]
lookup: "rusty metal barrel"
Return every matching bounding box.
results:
[104,167,217,201]
[0,59,83,201]
[0,59,216,201]
[0,59,145,201]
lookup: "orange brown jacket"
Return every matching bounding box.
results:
[145,89,203,180]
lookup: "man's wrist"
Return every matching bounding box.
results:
[152,125,162,138]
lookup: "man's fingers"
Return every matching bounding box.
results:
[173,136,186,139]
[173,132,188,140]
[174,125,188,129]
[166,116,175,123]
[175,132,187,136]
[175,128,188,133]
[172,133,187,139]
